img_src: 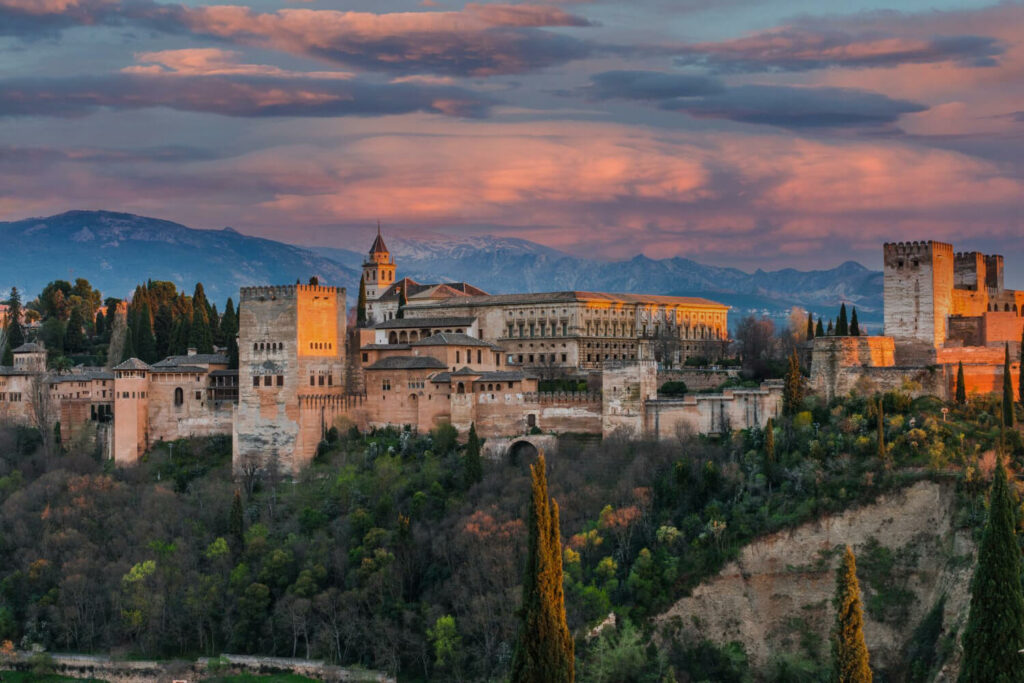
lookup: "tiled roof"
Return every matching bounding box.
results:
[366,356,448,370]
[0,367,29,376]
[150,365,208,373]
[209,369,239,377]
[152,353,229,367]
[47,369,115,384]
[377,278,488,302]
[411,332,498,348]
[475,371,535,382]
[412,290,729,309]
[373,316,476,330]
[113,358,151,371]
[12,342,44,353]
[360,343,411,351]
[369,228,388,255]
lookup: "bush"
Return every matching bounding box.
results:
[659,381,688,397]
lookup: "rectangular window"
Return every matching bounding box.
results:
[277,375,284,386]
[195,391,201,400]
[318,375,325,386]
[382,379,391,391]
[327,375,333,386]
[253,376,260,387]
[362,353,368,362]
[561,353,567,362]
[310,376,315,386]
[264,375,272,387]
[456,350,460,363]
[477,350,482,364]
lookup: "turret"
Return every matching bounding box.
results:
[362,223,396,324]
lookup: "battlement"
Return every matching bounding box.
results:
[240,284,342,301]
[883,241,953,267]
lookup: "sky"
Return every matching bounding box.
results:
[0,0,1022,275]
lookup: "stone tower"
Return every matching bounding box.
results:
[113,358,151,465]
[883,241,954,358]
[233,284,347,475]
[362,224,395,324]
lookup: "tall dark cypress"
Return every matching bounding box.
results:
[397,285,408,320]
[135,302,158,363]
[837,303,849,336]
[1003,343,1015,428]
[64,306,87,353]
[959,458,1024,682]
[816,318,825,338]
[221,298,239,370]
[956,361,967,405]
[833,546,872,683]
[229,489,245,556]
[153,302,174,359]
[5,286,25,351]
[783,350,804,415]
[94,310,106,340]
[511,453,573,683]
[807,312,815,340]
[121,325,136,363]
[463,422,483,488]
[827,319,835,335]
[357,277,367,327]
[850,307,860,336]
[188,286,213,354]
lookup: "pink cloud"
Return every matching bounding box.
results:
[122,48,354,79]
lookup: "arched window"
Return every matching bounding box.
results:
[457,382,465,394]
[389,332,398,344]
[174,387,184,406]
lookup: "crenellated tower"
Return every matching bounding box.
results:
[883,241,953,358]
[362,224,396,324]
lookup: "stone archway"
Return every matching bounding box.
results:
[508,439,539,465]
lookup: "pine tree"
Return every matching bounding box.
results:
[783,350,804,415]
[64,306,87,353]
[850,307,860,336]
[836,303,849,336]
[357,277,367,327]
[807,312,815,340]
[5,286,24,351]
[511,453,574,683]
[816,318,825,337]
[959,458,1024,682]
[832,545,872,683]
[1003,343,1014,428]
[956,361,967,405]
[135,302,158,363]
[229,489,245,556]
[463,423,484,488]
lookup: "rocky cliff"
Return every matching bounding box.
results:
[656,480,975,678]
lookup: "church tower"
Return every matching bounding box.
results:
[362,223,396,324]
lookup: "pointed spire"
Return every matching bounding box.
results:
[369,221,389,256]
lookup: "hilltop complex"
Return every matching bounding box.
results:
[0,230,772,473]
[811,241,1023,400]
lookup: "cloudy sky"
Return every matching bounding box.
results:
[1,0,1022,273]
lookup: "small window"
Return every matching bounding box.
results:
[310,376,315,386]
[318,375,325,386]
[195,391,201,400]
[362,352,368,362]
[328,375,333,386]
[277,375,284,386]
[264,375,272,387]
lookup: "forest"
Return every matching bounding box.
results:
[1,383,1018,681]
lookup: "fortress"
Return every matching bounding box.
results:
[1,229,781,474]
[811,240,1023,400]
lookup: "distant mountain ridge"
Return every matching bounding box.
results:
[0,211,883,326]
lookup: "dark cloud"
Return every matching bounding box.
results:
[0,73,494,118]
[583,70,723,100]
[675,29,1004,73]
[0,1,595,76]
[662,85,926,128]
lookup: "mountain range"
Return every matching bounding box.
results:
[1,210,883,327]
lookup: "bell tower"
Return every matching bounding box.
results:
[362,223,395,324]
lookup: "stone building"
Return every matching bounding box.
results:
[812,240,1023,400]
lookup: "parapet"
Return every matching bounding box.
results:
[240,284,343,302]
[884,240,953,268]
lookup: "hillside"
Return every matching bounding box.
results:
[0,210,359,303]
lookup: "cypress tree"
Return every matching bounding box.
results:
[1,343,12,367]
[959,458,1024,682]
[463,422,483,488]
[95,310,106,340]
[188,300,213,353]
[209,303,222,346]
[956,361,967,405]
[64,306,87,353]
[837,303,849,336]
[876,398,886,462]
[1003,343,1014,428]
[827,319,835,335]
[229,489,245,556]
[816,318,825,338]
[832,545,872,683]
[153,302,173,359]
[764,417,775,466]
[511,453,573,683]
[5,286,24,351]
[121,325,136,363]
[135,302,158,363]
[221,298,239,370]
[783,350,804,415]
[397,285,408,320]
[807,312,815,340]
[357,277,367,327]
[850,307,860,336]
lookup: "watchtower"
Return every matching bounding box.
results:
[362,224,396,324]
[883,241,953,351]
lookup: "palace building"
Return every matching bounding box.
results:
[1,228,780,476]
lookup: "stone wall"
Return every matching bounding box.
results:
[657,367,738,392]
[645,383,782,438]
[601,360,657,438]
[883,241,954,348]
[809,336,896,401]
